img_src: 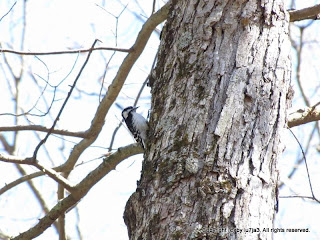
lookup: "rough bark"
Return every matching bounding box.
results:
[124,1,291,239]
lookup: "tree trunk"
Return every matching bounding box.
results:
[124,1,291,239]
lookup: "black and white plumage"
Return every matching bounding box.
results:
[122,106,148,149]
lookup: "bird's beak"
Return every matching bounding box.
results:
[133,106,139,111]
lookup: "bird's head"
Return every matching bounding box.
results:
[122,106,139,119]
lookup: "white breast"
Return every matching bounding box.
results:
[132,111,148,141]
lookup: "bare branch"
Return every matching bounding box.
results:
[288,106,320,128]
[60,2,170,172]
[1,1,61,234]
[0,171,44,195]
[288,128,320,203]
[0,1,17,22]
[1,132,59,234]
[0,125,86,138]
[152,0,156,14]
[97,3,125,101]
[0,154,33,164]
[1,152,107,195]
[280,124,316,189]
[279,195,320,202]
[2,4,170,237]
[118,0,161,36]
[289,4,320,22]
[0,155,103,196]
[12,195,78,240]
[0,154,74,192]
[57,183,66,240]
[32,40,99,159]
[99,51,116,101]
[0,46,131,56]
[11,143,143,240]
[33,161,75,192]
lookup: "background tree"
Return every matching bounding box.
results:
[0,0,320,240]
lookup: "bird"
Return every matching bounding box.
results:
[121,106,148,149]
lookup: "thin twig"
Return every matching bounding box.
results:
[279,124,316,189]
[108,119,124,152]
[0,171,44,195]
[75,207,83,240]
[96,2,127,101]
[0,1,17,22]
[152,0,156,14]
[32,40,100,159]
[0,154,74,192]
[33,161,74,192]
[0,152,105,196]
[279,195,318,201]
[289,4,320,22]
[288,128,320,203]
[0,125,87,138]
[0,46,131,56]
[99,51,116,101]
[0,160,74,195]
[11,144,143,240]
[118,0,161,36]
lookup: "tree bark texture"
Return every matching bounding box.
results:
[125,1,291,239]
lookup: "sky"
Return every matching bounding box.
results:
[0,0,320,240]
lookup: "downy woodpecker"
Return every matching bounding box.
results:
[122,106,148,149]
